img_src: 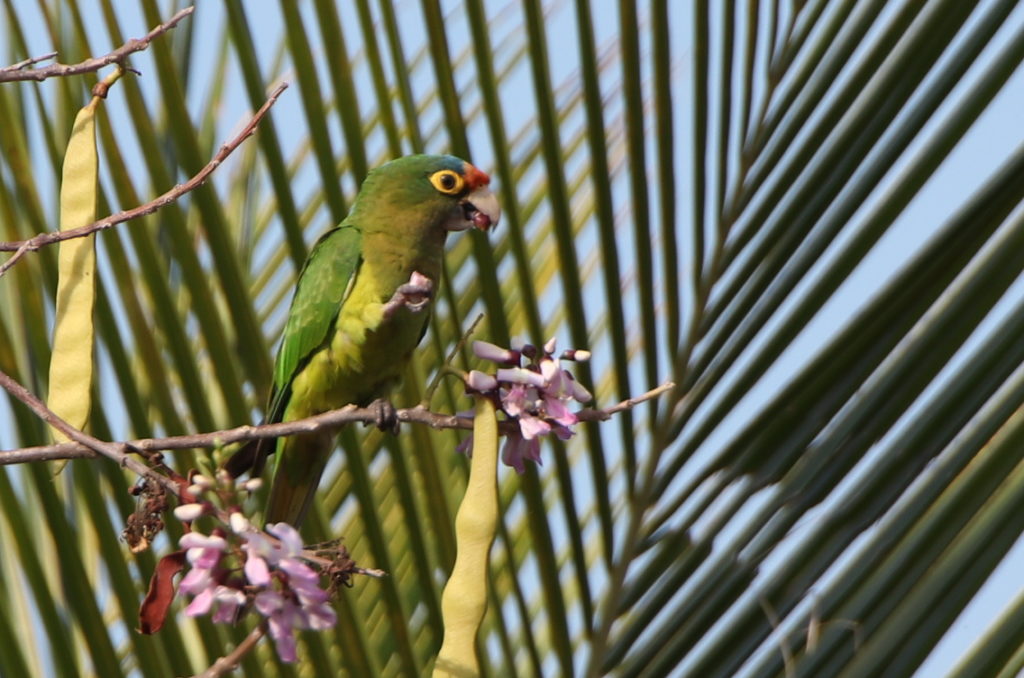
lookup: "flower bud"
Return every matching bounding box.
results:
[569,376,593,403]
[179,532,228,551]
[472,340,517,364]
[189,474,213,489]
[466,369,499,392]
[173,503,207,522]
[496,367,547,388]
[561,349,591,362]
[539,358,560,384]
[242,478,263,492]
[229,511,252,534]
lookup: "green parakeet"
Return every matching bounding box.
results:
[230,154,499,527]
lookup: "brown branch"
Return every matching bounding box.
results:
[190,624,265,678]
[0,382,675,466]
[584,380,675,419]
[0,81,289,278]
[0,367,179,495]
[0,52,58,74]
[0,7,193,83]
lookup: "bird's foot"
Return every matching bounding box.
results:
[382,271,434,319]
[369,398,400,434]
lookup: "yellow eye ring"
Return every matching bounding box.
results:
[429,169,465,195]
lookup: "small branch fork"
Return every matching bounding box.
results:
[0,81,288,279]
[0,6,194,83]
[0,381,675,466]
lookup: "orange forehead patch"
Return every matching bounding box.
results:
[462,163,491,189]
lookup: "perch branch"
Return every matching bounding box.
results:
[0,6,193,82]
[0,382,675,465]
[0,81,289,278]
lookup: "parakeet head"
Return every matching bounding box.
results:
[354,154,501,233]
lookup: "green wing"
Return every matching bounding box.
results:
[267,224,363,423]
[226,224,362,479]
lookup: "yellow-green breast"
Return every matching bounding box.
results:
[282,233,442,422]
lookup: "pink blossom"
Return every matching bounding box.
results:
[266,522,304,556]
[552,424,574,441]
[265,601,301,663]
[278,558,319,586]
[178,565,213,596]
[544,394,577,427]
[459,337,593,472]
[184,586,216,616]
[518,414,552,440]
[502,433,542,474]
[244,551,272,587]
[174,514,340,663]
[210,586,245,624]
[304,602,338,630]
[502,384,530,416]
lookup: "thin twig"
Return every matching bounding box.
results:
[0,382,675,465]
[190,624,265,678]
[0,51,58,73]
[0,7,193,83]
[422,312,485,405]
[0,82,289,278]
[583,381,675,420]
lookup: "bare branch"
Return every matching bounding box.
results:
[586,380,675,419]
[190,625,265,678]
[0,52,58,73]
[0,82,289,279]
[0,367,179,495]
[0,382,675,466]
[0,7,193,83]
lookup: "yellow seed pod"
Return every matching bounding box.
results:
[48,98,100,442]
[434,396,499,677]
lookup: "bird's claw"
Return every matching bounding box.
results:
[369,398,400,434]
[383,272,434,319]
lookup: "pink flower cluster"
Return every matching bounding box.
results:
[461,338,592,472]
[174,480,336,662]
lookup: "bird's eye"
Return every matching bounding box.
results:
[429,169,464,195]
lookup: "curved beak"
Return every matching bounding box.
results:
[449,162,500,232]
[461,186,500,231]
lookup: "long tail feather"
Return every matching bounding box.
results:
[265,430,335,526]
